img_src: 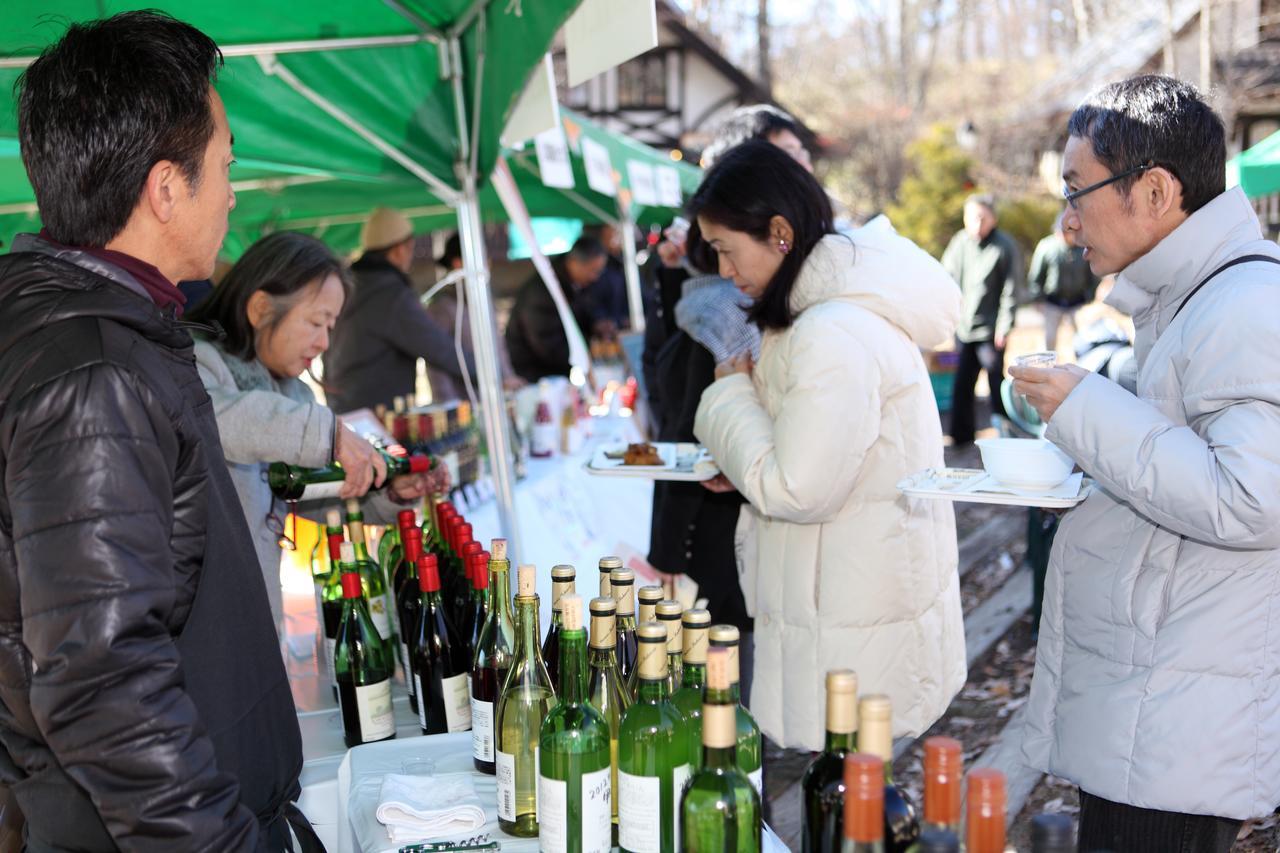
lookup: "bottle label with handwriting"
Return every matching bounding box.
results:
[354,679,393,742]
[443,673,472,732]
[617,771,661,852]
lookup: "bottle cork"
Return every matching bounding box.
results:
[517,564,536,597]
[344,498,361,515]
[656,600,683,653]
[561,594,584,632]
[923,736,963,828]
[491,538,508,561]
[339,542,356,563]
[326,508,342,528]
[682,609,711,663]
[825,669,858,735]
[589,597,617,649]
[702,647,735,748]
[858,695,893,763]
[843,754,885,843]
[636,622,667,680]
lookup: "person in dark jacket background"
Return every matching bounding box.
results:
[0,11,306,851]
[1028,211,1100,351]
[324,206,476,413]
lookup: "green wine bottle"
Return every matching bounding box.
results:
[379,507,416,580]
[333,547,396,748]
[708,625,763,796]
[539,594,613,853]
[678,646,761,852]
[587,596,631,838]
[543,564,577,689]
[598,556,620,599]
[618,622,690,853]
[801,669,859,852]
[267,450,432,501]
[472,540,515,775]
[842,754,886,853]
[609,568,639,685]
[496,564,556,837]
[627,586,664,696]
[413,553,471,734]
[344,500,395,648]
[656,600,684,695]
[670,609,712,766]
[320,509,347,698]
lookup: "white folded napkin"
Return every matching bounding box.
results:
[375,773,488,843]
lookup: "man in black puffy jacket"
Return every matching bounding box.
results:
[0,12,305,851]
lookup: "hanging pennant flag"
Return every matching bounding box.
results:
[534,126,575,189]
[581,137,617,197]
[654,165,683,208]
[626,161,660,207]
[564,0,659,88]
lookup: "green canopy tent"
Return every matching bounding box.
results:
[1227,128,1280,199]
[0,0,588,545]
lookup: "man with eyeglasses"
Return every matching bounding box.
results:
[1013,74,1280,852]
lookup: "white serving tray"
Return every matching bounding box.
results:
[584,441,720,482]
[897,467,1093,509]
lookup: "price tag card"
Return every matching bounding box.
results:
[534,125,575,189]
[581,137,617,197]
[626,161,660,207]
[655,165,683,207]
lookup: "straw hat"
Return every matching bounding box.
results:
[361,206,415,252]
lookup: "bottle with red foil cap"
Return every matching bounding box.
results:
[465,549,491,665]
[380,507,418,580]
[319,509,347,699]
[267,450,432,502]
[448,525,478,623]
[395,527,426,716]
[922,736,963,835]
[454,539,484,629]
[412,552,470,735]
[334,545,395,748]
[965,768,1007,853]
[841,753,885,852]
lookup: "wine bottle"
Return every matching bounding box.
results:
[657,600,684,694]
[397,528,425,715]
[670,609,712,766]
[320,509,346,698]
[708,625,763,796]
[801,669,859,852]
[599,555,620,598]
[473,539,516,774]
[543,564,577,689]
[539,594,613,853]
[1030,813,1075,853]
[587,596,631,838]
[381,507,417,580]
[413,553,471,735]
[921,737,962,835]
[617,622,690,853]
[466,549,490,664]
[333,548,395,748]
[965,769,1006,853]
[678,646,761,852]
[842,753,885,853]
[452,537,483,632]
[267,451,432,501]
[343,500,395,647]
[915,829,960,853]
[496,564,556,837]
[637,585,664,628]
[859,695,920,853]
[609,568,639,683]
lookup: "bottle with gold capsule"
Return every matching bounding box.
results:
[708,625,763,796]
[670,609,711,766]
[609,568,638,683]
[598,556,620,599]
[543,565,577,688]
[587,596,630,841]
[637,585,664,628]
[859,695,919,852]
[802,669,859,851]
[656,601,684,694]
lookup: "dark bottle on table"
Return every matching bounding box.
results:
[465,549,490,661]
[922,736,963,836]
[858,695,919,853]
[389,508,419,614]
[608,566,638,683]
[396,527,425,715]
[319,509,346,700]
[543,564,577,688]
[453,538,483,630]
[801,669,859,852]
[1030,813,1075,853]
[333,546,395,748]
[472,539,516,774]
[413,553,471,734]
[916,829,961,852]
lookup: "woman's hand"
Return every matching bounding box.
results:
[333,421,387,499]
[714,352,754,381]
[701,473,737,494]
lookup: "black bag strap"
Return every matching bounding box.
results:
[1172,254,1280,321]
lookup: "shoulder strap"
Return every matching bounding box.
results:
[1172,254,1280,322]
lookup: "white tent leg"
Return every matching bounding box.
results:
[620,209,646,333]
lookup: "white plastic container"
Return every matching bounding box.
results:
[975,437,1075,490]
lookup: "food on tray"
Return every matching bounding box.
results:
[622,442,663,466]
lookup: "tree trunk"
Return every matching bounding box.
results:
[1071,0,1091,44]
[757,0,773,95]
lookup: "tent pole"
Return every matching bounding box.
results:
[619,208,647,333]
[455,175,522,548]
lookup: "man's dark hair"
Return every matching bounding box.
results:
[16,11,224,247]
[1067,74,1225,214]
[701,104,800,169]
[439,232,463,269]
[687,140,836,331]
[568,236,607,262]
[187,232,352,361]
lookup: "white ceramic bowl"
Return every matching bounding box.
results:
[975,438,1075,490]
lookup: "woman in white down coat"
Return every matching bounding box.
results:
[691,141,967,749]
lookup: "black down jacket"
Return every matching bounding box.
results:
[0,236,302,851]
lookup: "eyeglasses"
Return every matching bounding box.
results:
[1062,161,1154,209]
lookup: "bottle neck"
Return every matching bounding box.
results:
[681,661,706,690]
[825,729,856,755]
[515,594,541,656]
[421,587,444,609]
[558,629,589,703]
[861,717,895,783]
[588,644,618,668]
[491,563,512,620]
[701,685,737,766]
[637,676,670,702]
[347,518,371,562]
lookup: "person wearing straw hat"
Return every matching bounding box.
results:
[324,206,475,412]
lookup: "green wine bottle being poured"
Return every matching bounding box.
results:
[801,669,859,852]
[586,596,630,840]
[333,545,396,748]
[679,646,761,852]
[708,625,763,796]
[670,609,712,767]
[539,594,613,853]
[496,564,556,837]
[617,622,689,853]
[267,449,432,501]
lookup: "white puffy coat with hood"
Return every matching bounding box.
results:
[694,227,967,750]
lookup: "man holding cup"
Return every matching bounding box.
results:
[1012,75,1280,851]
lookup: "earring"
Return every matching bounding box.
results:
[778,239,790,255]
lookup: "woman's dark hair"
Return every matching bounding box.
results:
[188,232,353,361]
[16,11,223,247]
[687,139,835,331]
